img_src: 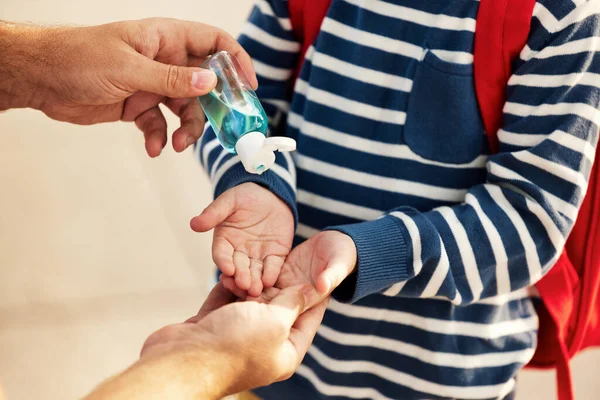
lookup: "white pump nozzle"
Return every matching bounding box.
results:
[235,132,296,175]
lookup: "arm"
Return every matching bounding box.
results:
[0,21,42,111]
[325,2,600,305]
[84,349,227,400]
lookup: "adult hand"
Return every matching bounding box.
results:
[0,19,257,157]
[222,231,358,307]
[190,183,295,297]
[85,283,326,400]
[139,283,328,398]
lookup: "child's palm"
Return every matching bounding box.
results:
[191,183,294,297]
[275,231,357,307]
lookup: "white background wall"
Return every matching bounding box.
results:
[0,0,598,399]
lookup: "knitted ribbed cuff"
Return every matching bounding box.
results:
[326,215,410,303]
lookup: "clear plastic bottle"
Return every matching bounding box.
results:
[199,51,296,175]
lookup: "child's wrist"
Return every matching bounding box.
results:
[244,181,293,213]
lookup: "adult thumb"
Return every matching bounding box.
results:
[133,57,217,98]
[268,285,308,328]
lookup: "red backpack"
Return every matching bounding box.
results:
[287,1,600,399]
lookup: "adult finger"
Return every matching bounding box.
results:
[131,54,217,98]
[187,282,236,322]
[135,106,167,157]
[121,91,164,122]
[287,298,329,361]
[164,97,206,152]
[174,21,258,89]
[267,285,308,328]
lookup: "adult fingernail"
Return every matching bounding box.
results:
[191,70,217,90]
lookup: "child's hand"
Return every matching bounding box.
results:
[229,231,357,307]
[191,183,294,297]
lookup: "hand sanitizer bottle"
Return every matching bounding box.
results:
[198,51,296,175]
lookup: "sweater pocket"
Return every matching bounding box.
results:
[404,50,486,164]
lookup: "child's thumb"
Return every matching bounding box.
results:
[190,190,236,232]
[317,257,356,297]
[132,57,217,98]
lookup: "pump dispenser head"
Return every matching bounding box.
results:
[235,132,296,175]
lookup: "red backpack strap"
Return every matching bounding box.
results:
[475,2,575,400]
[534,253,577,400]
[288,0,332,79]
[474,0,536,153]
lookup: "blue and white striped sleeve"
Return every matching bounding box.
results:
[330,1,600,305]
[196,0,299,223]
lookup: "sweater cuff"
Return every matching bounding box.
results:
[327,215,410,303]
[213,162,298,227]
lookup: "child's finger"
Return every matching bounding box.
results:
[233,251,252,291]
[221,275,247,299]
[248,258,264,297]
[262,255,284,288]
[247,287,279,303]
[212,237,235,276]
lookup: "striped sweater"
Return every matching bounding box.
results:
[196,1,600,399]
